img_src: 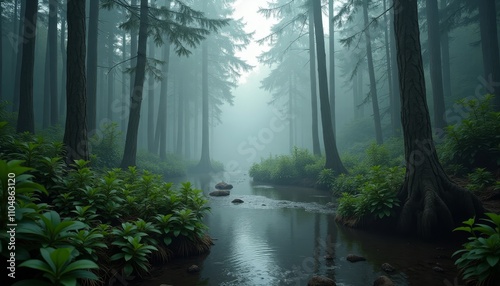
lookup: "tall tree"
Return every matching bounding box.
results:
[17,0,38,133]
[383,0,396,136]
[121,0,149,168]
[426,0,447,130]
[43,37,50,128]
[49,0,58,125]
[312,0,346,173]
[328,0,336,135]
[0,2,3,100]
[389,2,400,136]
[147,38,155,152]
[393,0,483,239]
[64,0,89,164]
[86,0,99,132]
[478,0,500,111]
[59,0,67,118]
[12,0,25,112]
[308,6,321,156]
[362,0,383,144]
[154,36,171,159]
[439,0,451,98]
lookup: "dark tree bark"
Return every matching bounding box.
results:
[426,0,447,130]
[389,4,400,136]
[154,37,171,160]
[383,0,396,137]
[478,0,500,111]
[328,0,336,135]
[59,0,67,118]
[121,31,127,133]
[16,0,38,134]
[49,0,58,125]
[107,31,114,121]
[440,0,451,98]
[0,3,3,100]
[362,0,383,144]
[86,0,99,131]
[312,0,346,174]
[394,0,483,239]
[64,0,89,164]
[120,0,148,168]
[308,6,321,156]
[195,38,213,171]
[147,39,155,152]
[13,0,25,112]
[43,39,50,129]
[129,0,138,107]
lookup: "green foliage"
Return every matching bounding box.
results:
[335,166,404,221]
[330,173,365,196]
[453,213,500,285]
[466,168,496,193]
[15,247,99,286]
[441,95,500,172]
[90,122,122,169]
[336,192,361,219]
[0,127,212,284]
[249,148,322,184]
[136,150,186,178]
[366,142,390,167]
[316,168,336,190]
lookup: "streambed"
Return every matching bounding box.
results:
[139,172,462,286]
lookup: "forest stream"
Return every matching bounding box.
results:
[138,172,463,286]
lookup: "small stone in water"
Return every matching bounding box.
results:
[381,262,395,272]
[187,265,200,273]
[346,254,366,262]
[232,198,244,204]
[432,266,444,272]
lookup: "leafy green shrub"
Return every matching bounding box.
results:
[441,95,500,172]
[90,122,123,169]
[335,166,404,221]
[366,142,390,167]
[136,150,186,178]
[271,155,298,183]
[330,173,365,196]
[292,147,316,174]
[317,168,336,190]
[466,168,496,193]
[453,213,500,285]
[336,192,361,219]
[14,247,99,286]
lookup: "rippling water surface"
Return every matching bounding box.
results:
[139,172,461,286]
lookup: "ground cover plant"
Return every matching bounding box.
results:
[0,121,212,285]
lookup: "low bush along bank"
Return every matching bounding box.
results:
[0,121,212,285]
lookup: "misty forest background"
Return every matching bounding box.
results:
[1,0,500,285]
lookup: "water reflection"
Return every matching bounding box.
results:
[140,172,460,286]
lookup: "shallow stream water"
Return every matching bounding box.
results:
[139,172,462,286]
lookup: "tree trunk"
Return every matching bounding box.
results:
[129,0,138,107]
[426,0,447,130]
[13,0,25,112]
[107,31,114,121]
[120,0,148,168]
[147,39,155,152]
[312,0,346,174]
[440,0,451,98]
[154,37,171,160]
[59,0,67,119]
[393,0,483,239]
[196,38,213,171]
[0,3,3,100]
[121,31,127,133]
[49,0,58,125]
[328,0,336,135]
[86,0,99,132]
[43,39,50,129]
[383,0,396,137]
[16,0,38,134]
[362,0,383,144]
[64,0,89,164]
[308,6,321,156]
[176,70,185,156]
[389,4,400,136]
[478,0,500,111]
[289,74,294,151]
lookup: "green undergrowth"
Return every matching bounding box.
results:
[0,121,212,285]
